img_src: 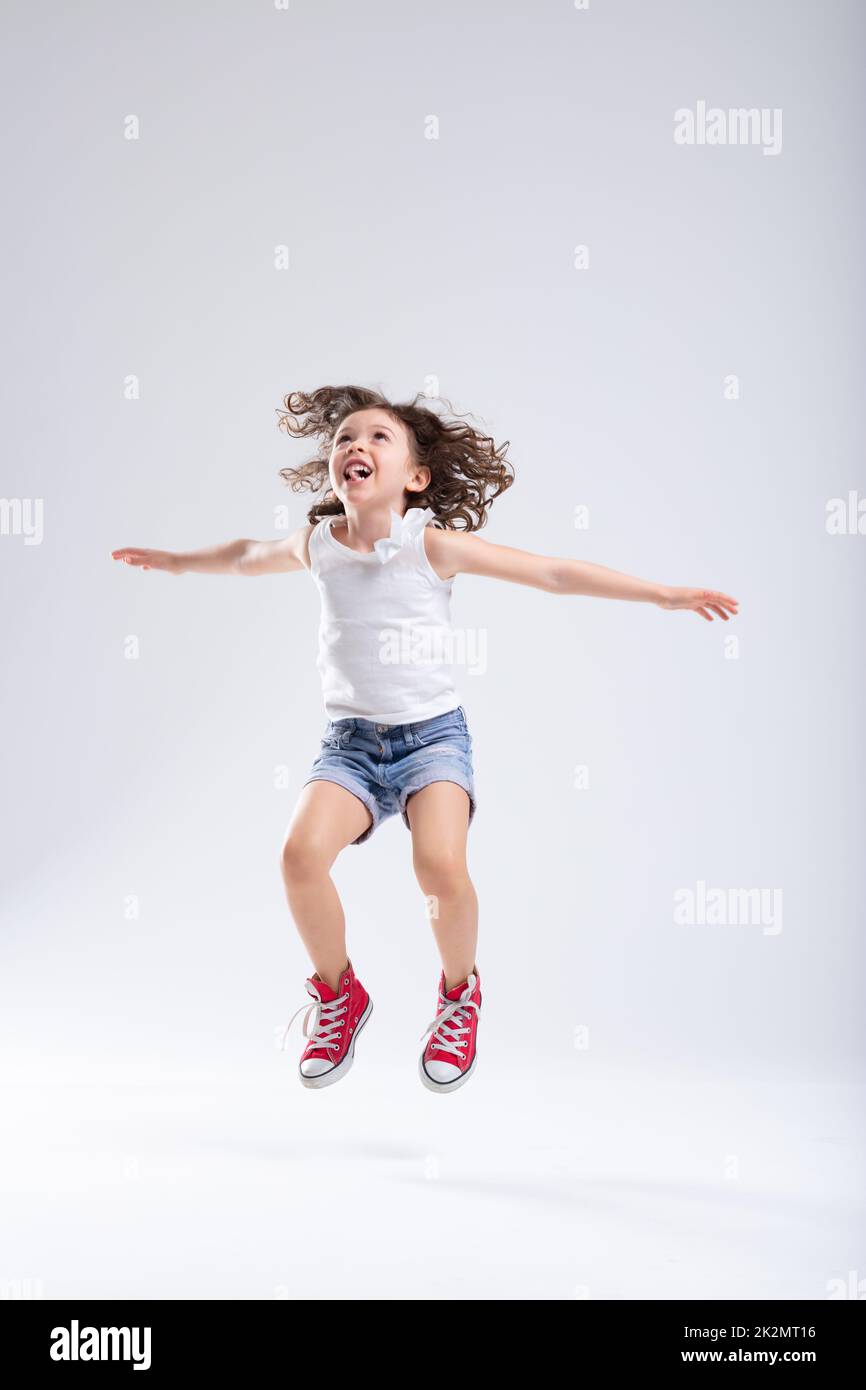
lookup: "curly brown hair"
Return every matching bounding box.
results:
[275,384,514,531]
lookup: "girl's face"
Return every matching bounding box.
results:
[329,409,428,511]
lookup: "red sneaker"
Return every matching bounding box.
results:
[418,968,482,1093]
[282,958,373,1089]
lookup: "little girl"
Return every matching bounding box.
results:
[112,384,738,1096]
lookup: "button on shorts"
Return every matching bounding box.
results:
[303,704,477,845]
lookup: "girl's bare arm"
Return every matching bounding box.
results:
[425,529,739,622]
[111,525,313,577]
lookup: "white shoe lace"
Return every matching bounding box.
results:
[418,975,479,1061]
[281,985,348,1054]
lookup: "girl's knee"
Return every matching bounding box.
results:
[412,847,469,896]
[280,832,332,880]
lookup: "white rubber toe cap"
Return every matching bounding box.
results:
[423,1059,462,1084]
[300,1057,334,1078]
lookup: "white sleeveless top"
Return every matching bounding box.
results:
[307,506,461,724]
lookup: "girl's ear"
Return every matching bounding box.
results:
[410,464,432,491]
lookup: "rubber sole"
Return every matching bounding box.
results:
[298,994,374,1090]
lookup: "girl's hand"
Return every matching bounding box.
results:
[656,586,739,621]
[111,547,181,574]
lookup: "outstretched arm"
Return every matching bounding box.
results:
[111,524,314,577]
[425,529,739,622]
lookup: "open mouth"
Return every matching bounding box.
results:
[343,460,373,483]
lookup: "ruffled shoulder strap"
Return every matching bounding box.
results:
[372,506,436,565]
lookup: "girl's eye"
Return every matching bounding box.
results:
[337,431,387,443]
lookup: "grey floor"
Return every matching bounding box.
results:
[1,1051,861,1300]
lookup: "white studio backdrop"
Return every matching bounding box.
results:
[0,0,863,1301]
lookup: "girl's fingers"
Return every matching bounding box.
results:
[703,591,740,617]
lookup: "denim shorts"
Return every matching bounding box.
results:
[303,704,477,845]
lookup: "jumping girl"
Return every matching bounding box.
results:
[111,384,739,1095]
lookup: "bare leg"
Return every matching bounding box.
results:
[280,781,373,991]
[406,781,478,990]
